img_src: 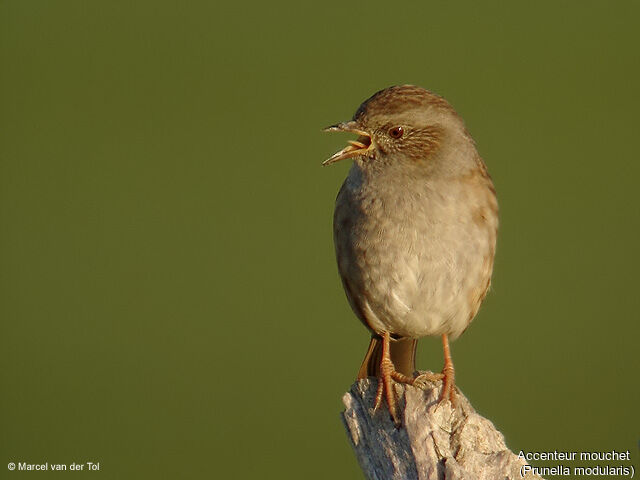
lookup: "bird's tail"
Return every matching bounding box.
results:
[356,335,417,379]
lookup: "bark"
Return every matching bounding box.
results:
[341,373,545,480]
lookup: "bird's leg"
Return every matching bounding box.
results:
[413,334,457,406]
[373,331,415,423]
[439,334,456,405]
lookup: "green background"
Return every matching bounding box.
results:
[2,1,638,478]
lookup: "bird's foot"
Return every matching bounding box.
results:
[412,370,457,408]
[414,371,444,386]
[413,369,457,407]
[372,332,415,424]
[438,334,457,407]
[413,334,458,408]
[438,362,457,407]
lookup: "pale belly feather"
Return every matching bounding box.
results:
[334,163,495,339]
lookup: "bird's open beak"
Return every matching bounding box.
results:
[322,121,373,166]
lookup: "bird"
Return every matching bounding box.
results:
[324,85,498,422]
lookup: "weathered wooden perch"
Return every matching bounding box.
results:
[341,373,545,480]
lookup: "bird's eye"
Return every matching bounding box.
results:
[388,126,404,139]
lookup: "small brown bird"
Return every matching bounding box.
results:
[324,85,498,422]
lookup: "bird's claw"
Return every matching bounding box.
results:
[413,371,444,389]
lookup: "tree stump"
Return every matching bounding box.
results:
[341,373,545,480]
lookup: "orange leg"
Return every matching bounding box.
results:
[373,331,415,423]
[438,334,456,405]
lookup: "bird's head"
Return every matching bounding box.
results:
[323,85,471,170]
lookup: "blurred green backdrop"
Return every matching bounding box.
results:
[1,1,638,478]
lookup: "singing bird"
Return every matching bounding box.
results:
[324,85,498,422]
